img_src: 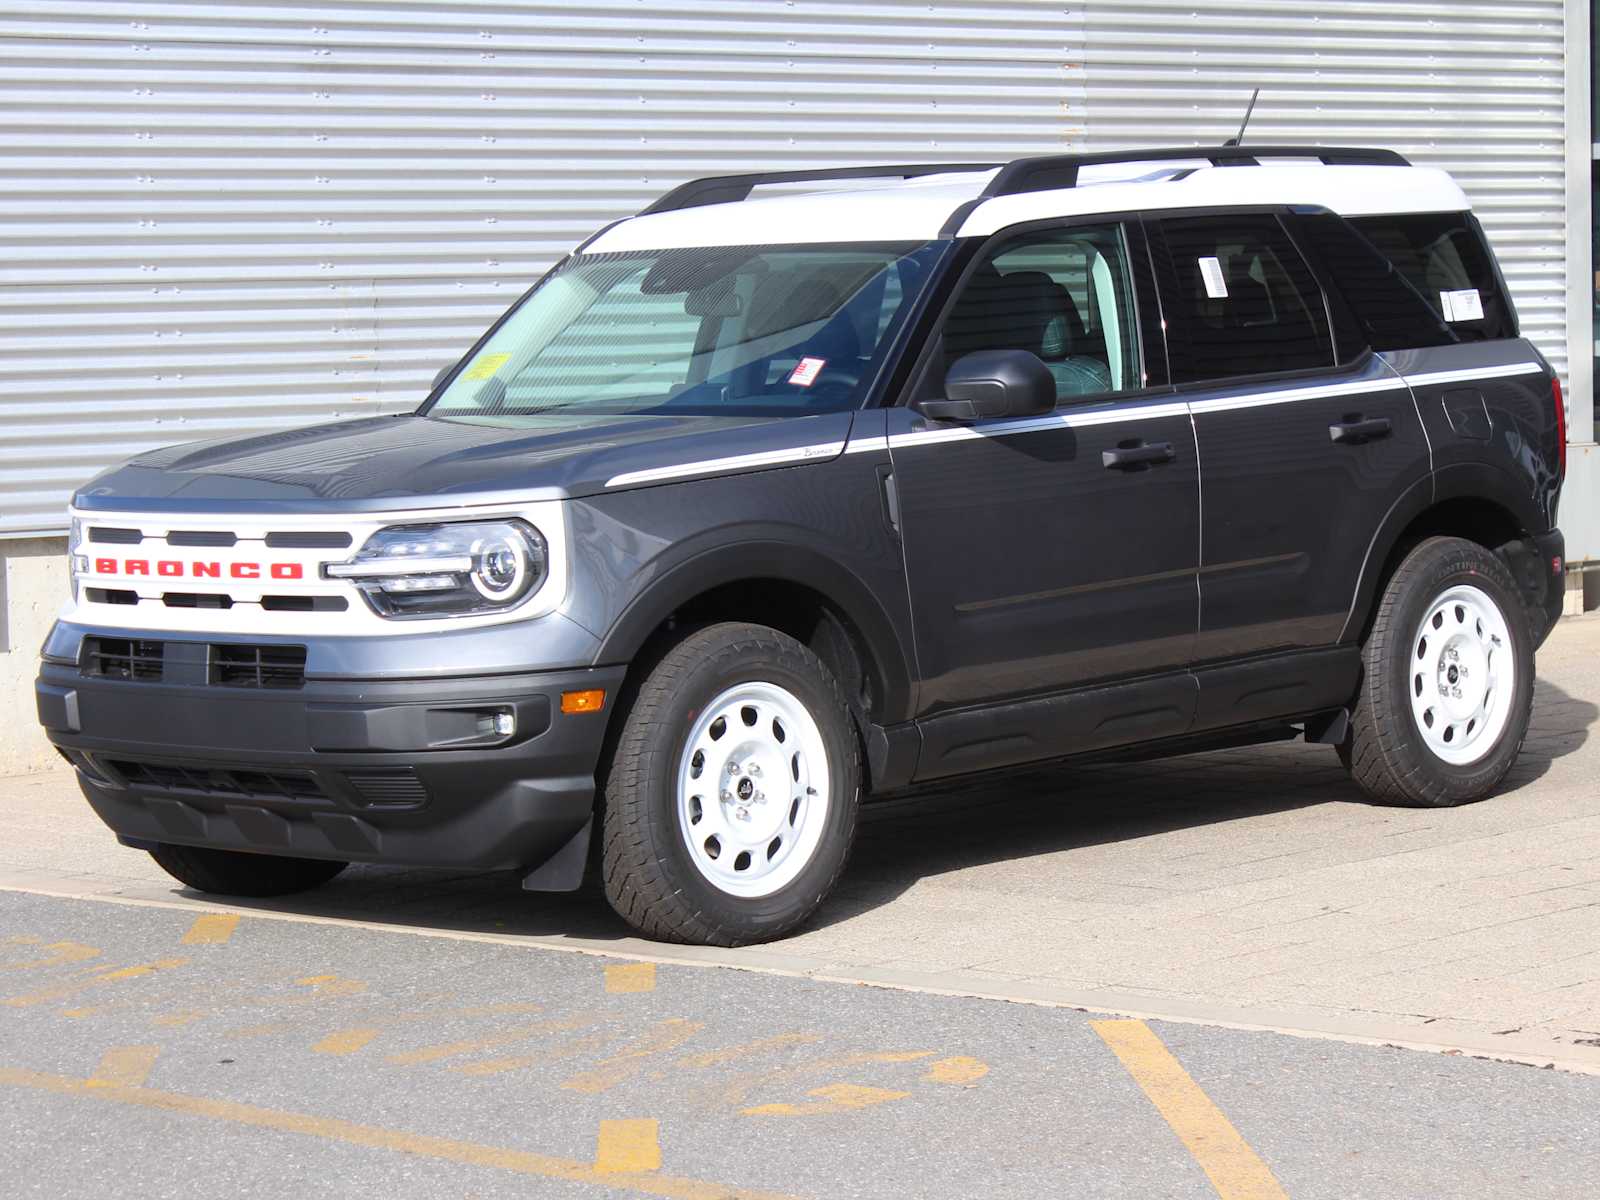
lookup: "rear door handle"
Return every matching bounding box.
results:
[1102,441,1176,470]
[1329,416,1392,444]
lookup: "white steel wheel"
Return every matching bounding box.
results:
[676,681,831,898]
[1407,583,1515,766]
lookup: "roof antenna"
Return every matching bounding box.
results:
[1224,88,1260,146]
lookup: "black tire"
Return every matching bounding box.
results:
[1343,536,1534,807]
[600,622,861,946]
[149,843,348,897]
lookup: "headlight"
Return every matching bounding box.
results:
[326,519,548,618]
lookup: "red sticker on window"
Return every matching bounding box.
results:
[788,357,826,387]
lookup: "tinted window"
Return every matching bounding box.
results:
[1348,212,1516,343]
[1154,214,1334,384]
[938,223,1142,403]
[1292,212,1455,353]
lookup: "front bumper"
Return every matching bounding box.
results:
[36,648,625,874]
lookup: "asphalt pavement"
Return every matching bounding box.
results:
[3,888,1599,1199]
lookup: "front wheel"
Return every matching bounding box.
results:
[1343,536,1534,807]
[600,622,861,946]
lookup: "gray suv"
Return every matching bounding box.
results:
[36,147,1567,946]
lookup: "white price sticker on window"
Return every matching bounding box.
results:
[788,357,826,387]
[1439,288,1484,323]
[1198,256,1229,300]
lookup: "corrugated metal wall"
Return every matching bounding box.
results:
[0,1,1572,536]
[1078,0,1571,380]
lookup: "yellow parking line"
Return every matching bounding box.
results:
[385,1017,588,1067]
[4,941,100,970]
[1092,1020,1288,1200]
[181,914,239,946]
[595,1118,662,1174]
[606,963,657,994]
[0,1067,794,1200]
[3,957,188,1008]
[313,1027,384,1056]
[88,1045,160,1089]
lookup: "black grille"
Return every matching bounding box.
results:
[260,595,348,612]
[266,531,352,549]
[211,644,307,689]
[85,588,138,606]
[345,771,429,809]
[163,592,234,609]
[83,637,164,681]
[166,530,237,547]
[88,526,142,544]
[108,759,324,802]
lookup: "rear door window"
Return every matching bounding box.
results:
[1151,214,1335,385]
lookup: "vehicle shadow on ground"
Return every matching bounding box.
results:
[817,676,1597,926]
[190,679,1596,945]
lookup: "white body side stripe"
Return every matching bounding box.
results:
[601,364,1543,483]
[1401,361,1545,388]
[605,440,846,488]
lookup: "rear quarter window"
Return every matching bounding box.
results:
[1299,212,1517,350]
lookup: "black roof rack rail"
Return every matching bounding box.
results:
[980,145,1409,199]
[640,162,1002,215]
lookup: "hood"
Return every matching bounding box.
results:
[73,410,856,514]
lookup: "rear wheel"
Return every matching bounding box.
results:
[1343,536,1533,807]
[600,622,860,946]
[149,843,348,897]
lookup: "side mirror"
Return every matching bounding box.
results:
[919,350,1056,423]
[431,364,455,393]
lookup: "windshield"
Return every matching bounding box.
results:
[425,241,944,423]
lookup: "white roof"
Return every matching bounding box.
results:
[580,161,1471,254]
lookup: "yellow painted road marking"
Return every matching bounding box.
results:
[314,1027,384,1056]
[743,1082,909,1117]
[595,1119,662,1174]
[452,1031,613,1078]
[606,962,657,994]
[1093,1020,1288,1200]
[181,914,239,945]
[3,957,188,1008]
[0,1067,795,1200]
[4,941,100,970]
[922,1056,989,1086]
[677,1032,823,1069]
[288,975,367,1002]
[386,1017,587,1067]
[564,1019,705,1094]
[714,1050,934,1110]
[88,1045,159,1089]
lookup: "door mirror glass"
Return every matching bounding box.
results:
[920,349,1056,422]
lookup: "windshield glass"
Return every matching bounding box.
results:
[425,241,943,423]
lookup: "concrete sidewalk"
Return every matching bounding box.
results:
[5,616,1599,1070]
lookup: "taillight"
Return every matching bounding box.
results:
[1553,375,1567,479]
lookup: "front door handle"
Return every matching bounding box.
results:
[1329,416,1392,444]
[1102,441,1176,470]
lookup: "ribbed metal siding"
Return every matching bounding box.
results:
[0,2,1572,535]
[1078,0,1570,379]
[0,0,1083,536]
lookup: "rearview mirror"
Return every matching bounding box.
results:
[919,350,1056,423]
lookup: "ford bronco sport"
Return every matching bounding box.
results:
[36,146,1567,946]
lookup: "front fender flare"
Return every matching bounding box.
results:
[592,536,917,725]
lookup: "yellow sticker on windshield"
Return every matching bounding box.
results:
[462,352,511,381]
